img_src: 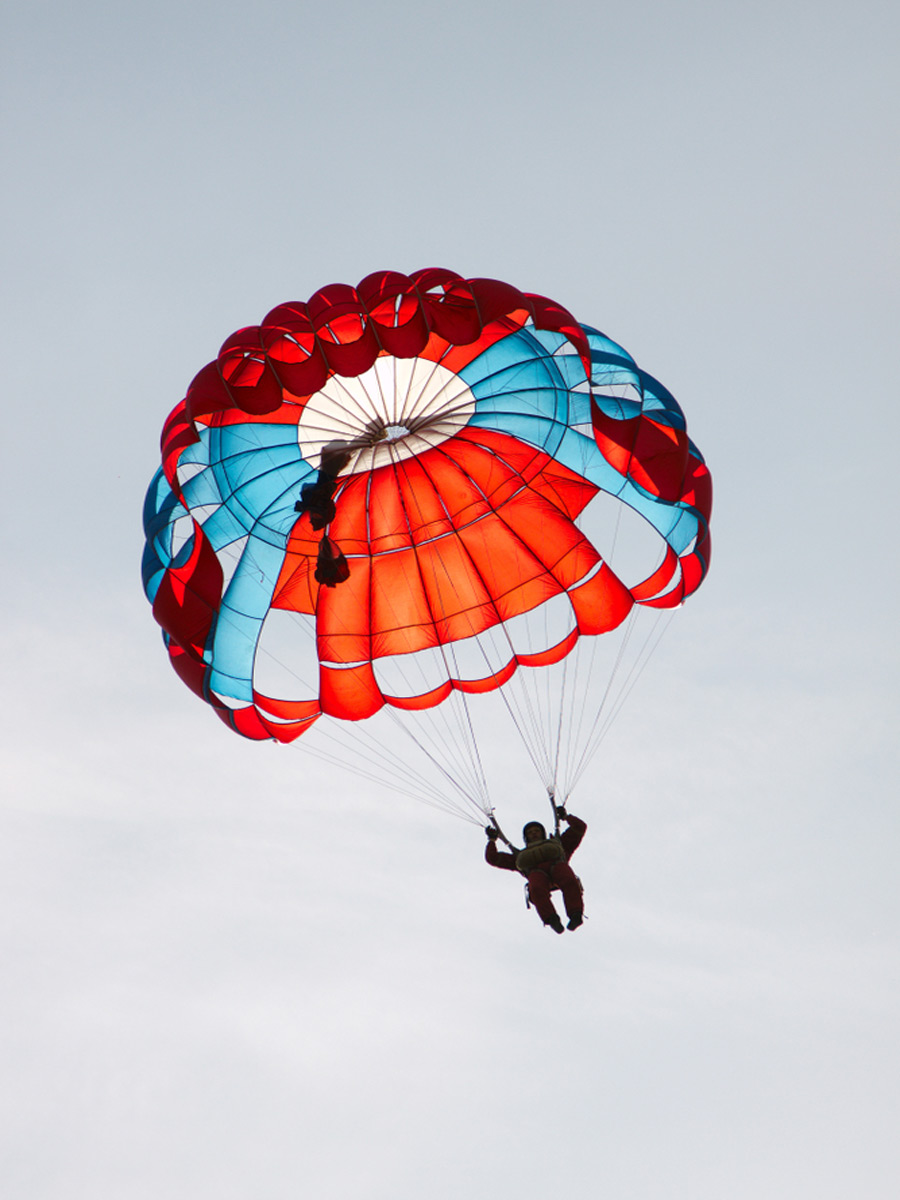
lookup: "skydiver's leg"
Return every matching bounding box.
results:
[315,537,350,587]
[551,863,584,926]
[526,870,563,928]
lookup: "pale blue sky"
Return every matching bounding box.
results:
[2,2,898,1197]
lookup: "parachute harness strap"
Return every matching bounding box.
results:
[549,787,561,837]
[487,810,515,851]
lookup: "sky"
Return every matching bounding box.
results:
[2,1,898,1197]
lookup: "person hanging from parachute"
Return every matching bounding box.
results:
[294,438,355,528]
[294,437,361,587]
[485,806,587,934]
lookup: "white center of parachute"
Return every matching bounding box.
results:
[296,356,476,472]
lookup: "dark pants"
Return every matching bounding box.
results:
[526,863,583,925]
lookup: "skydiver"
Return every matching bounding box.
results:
[295,439,361,585]
[485,807,586,934]
[294,440,356,530]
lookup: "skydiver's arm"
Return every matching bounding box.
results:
[560,814,587,857]
[485,839,518,870]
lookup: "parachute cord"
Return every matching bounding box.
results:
[387,441,558,795]
[465,621,554,788]
[258,661,481,819]
[310,711,450,799]
[567,611,604,785]
[384,704,490,817]
[454,686,492,812]
[454,589,558,791]
[382,684,488,813]
[590,609,673,746]
[214,541,486,820]
[551,646,571,802]
[300,733,482,824]
[565,607,630,788]
[567,609,673,794]
[387,684,492,817]
[487,809,516,850]
[427,438,578,792]
[566,606,639,786]
[373,444,493,816]
[549,788,561,836]
[490,669,556,790]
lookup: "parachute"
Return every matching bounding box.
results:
[142,270,711,824]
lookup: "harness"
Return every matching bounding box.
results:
[515,838,565,875]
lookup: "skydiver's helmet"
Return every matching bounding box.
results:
[523,821,547,844]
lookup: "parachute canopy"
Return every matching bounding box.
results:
[142,270,711,813]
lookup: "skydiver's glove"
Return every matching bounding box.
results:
[555,806,569,820]
[485,826,500,841]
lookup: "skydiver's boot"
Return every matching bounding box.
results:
[557,865,585,931]
[546,914,565,934]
